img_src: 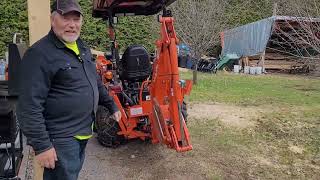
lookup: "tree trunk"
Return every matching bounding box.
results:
[273,3,278,16]
[193,63,198,85]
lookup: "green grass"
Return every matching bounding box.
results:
[180,71,320,179]
[181,72,320,107]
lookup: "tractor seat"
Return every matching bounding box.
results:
[120,45,151,82]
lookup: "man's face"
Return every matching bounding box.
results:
[51,11,82,43]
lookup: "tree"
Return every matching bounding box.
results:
[0,1,158,56]
[268,0,320,73]
[79,0,158,53]
[272,0,319,17]
[0,0,28,57]
[225,0,273,27]
[171,0,227,84]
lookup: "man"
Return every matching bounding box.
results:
[17,0,121,179]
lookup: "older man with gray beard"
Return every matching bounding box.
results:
[17,0,121,179]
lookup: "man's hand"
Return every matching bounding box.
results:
[35,147,58,169]
[112,111,121,122]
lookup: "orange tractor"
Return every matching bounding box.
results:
[92,0,193,152]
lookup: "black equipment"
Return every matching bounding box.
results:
[0,35,25,179]
[0,93,23,180]
[0,97,17,143]
[8,41,26,96]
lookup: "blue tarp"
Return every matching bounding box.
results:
[177,43,191,56]
[222,17,275,57]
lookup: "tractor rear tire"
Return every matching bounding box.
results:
[181,101,188,124]
[95,105,125,148]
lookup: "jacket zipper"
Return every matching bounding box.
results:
[66,47,96,114]
[77,53,96,114]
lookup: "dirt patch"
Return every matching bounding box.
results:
[79,103,266,180]
[289,145,305,154]
[255,156,275,167]
[188,103,264,129]
[296,87,318,91]
[284,84,319,92]
[80,138,207,180]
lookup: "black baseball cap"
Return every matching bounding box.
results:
[51,0,82,15]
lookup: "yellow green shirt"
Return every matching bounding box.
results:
[64,41,80,56]
[64,41,93,140]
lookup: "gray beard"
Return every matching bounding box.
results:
[61,34,79,43]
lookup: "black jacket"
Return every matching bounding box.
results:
[17,30,118,155]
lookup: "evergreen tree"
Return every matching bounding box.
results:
[0,0,28,57]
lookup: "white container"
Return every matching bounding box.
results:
[233,65,240,73]
[244,66,250,74]
[5,52,9,64]
[256,66,263,75]
[249,67,256,75]
[0,60,6,77]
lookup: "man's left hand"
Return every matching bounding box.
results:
[112,111,121,122]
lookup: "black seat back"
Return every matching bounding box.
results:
[120,45,151,82]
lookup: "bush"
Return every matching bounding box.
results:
[0,0,158,56]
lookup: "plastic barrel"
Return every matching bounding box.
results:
[256,67,263,75]
[233,65,240,73]
[249,67,256,75]
[244,66,250,74]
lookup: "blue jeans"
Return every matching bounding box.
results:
[43,137,88,180]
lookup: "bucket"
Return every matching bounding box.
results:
[233,65,240,73]
[244,66,250,74]
[256,67,263,75]
[249,67,256,75]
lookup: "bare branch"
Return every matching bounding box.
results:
[171,0,227,59]
[267,0,320,74]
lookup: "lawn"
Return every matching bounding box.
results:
[180,72,320,179]
[182,72,320,107]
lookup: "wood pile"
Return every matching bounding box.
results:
[247,50,304,72]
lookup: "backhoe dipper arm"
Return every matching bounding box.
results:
[150,10,192,152]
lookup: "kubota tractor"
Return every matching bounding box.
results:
[92,0,193,152]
